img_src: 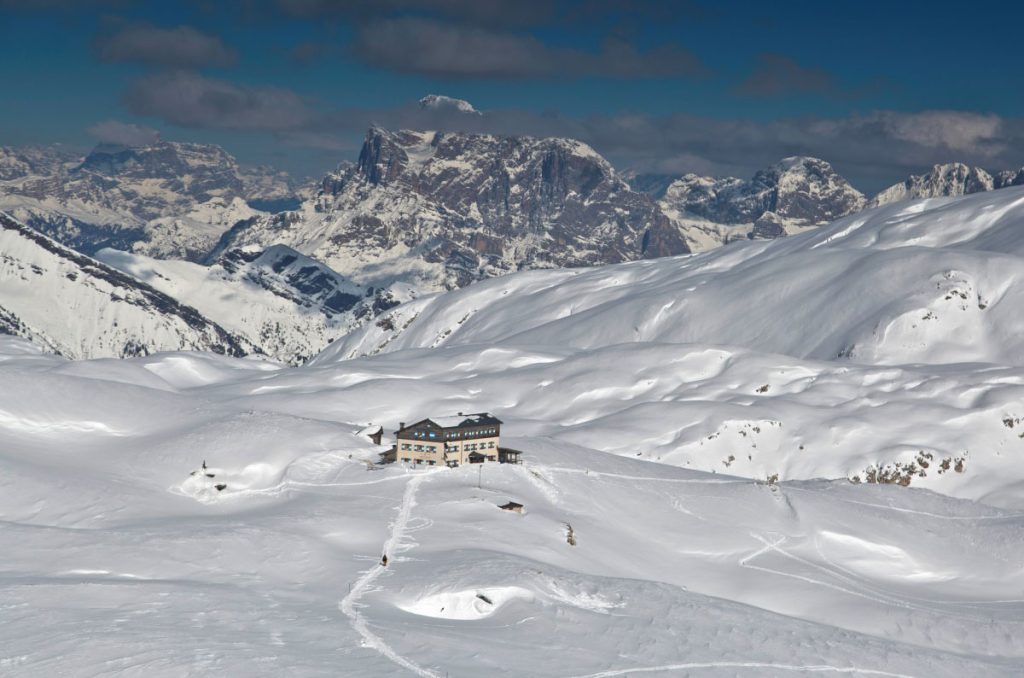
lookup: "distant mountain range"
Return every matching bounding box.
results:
[655,156,866,250]
[4,132,1023,268]
[0,141,303,260]
[4,121,1024,363]
[212,126,689,292]
[869,162,1024,206]
[0,211,409,363]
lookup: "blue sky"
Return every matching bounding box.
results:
[1,0,1021,192]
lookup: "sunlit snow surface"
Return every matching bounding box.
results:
[5,190,1024,675]
[1,335,1023,676]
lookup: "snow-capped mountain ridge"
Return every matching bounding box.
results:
[0,212,253,359]
[97,243,411,365]
[0,140,298,260]
[658,156,866,249]
[216,125,689,293]
[868,161,1024,206]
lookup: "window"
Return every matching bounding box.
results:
[429,432,436,439]
[488,442,495,448]
[401,457,410,463]
[428,460,435,466]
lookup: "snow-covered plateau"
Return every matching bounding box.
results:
[3,188,1024,675]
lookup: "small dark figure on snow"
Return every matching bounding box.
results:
[381,553,388,567]
[202,460,207,470]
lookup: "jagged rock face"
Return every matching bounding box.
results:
[662,157,865,227]
[219,127,689,292]
[217,245,402,321]
[0,142,297,259]
[0,212,253,359]
[750,211,787,240]
[0,145,77,182]
[96,243,410,364]
[995,168,1024,188]
[627,173,685,200]
[871,163,995,206]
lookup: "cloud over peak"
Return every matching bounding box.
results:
[86,119,161,147]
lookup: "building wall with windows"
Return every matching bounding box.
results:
[394,418,501,467]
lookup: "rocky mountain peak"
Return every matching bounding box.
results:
[0,140,299,261]
[217,125,690,293]
[660,156,864,236]
[996,167,1024,188]
[871,163,995,206]
[74,141,245,201]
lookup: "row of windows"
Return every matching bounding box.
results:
[444,427,498,440]
[400,458,436,465]
[459,442,496,451]
[410,431,439,439]
[400,444,438,453]
[406,427,499,441]
[446,441,496,449]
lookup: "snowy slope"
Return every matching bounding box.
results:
[96,245,413,364]
[1,338,1022,675]
[0,213,253,359]
[298,188,1024,504]
[6,186,1024,675]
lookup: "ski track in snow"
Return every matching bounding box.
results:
[739,532,1022,621]
[546,466,745,485]
[785,486,1024,522]
[338,471,442,678]
[572,662,917,677]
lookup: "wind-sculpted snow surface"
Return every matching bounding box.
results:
[7,189,1024,674]
[1,337,1022,675]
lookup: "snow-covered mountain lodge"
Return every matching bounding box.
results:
[392,413,520,467]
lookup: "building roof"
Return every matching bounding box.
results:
[430,412,502,429]
[357,424,383,437]
[395,412,502,434]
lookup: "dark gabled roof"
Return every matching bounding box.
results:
[394,412,502,435]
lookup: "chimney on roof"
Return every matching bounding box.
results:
[399,422,405,429]
[457,412,463,416]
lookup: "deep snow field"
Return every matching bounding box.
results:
[5,189,1024,675]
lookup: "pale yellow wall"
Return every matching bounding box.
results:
[396,434,500,467]
[443,435,500,466]
[395,437,444,466]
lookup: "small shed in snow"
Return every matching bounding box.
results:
[499,501,524,514]
[358,424,384,446]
